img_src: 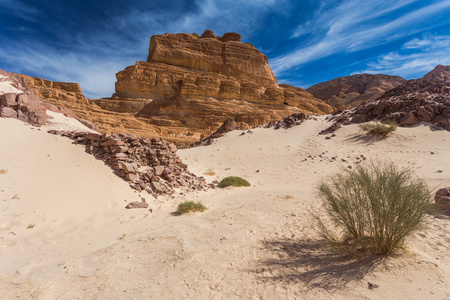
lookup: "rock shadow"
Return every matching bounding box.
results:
[254,238,386,290]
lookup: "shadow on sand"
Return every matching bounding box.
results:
[344,133,390,145]
[254,238,388,290]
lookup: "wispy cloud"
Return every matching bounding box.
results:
[271,0,450,74]
[0,0,40,21]
[0,0,282,98]
[355,35,450,78]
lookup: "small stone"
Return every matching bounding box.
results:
[125,202,149,209]
[154,165,165,176]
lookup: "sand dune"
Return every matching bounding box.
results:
[0,115,449,299]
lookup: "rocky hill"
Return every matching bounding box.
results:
[307,73,406,109]
[320,65,450,133]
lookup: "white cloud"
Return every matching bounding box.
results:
[355,35,450,78]
[271,0,450,74]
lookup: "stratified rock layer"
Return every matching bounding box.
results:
[97,30,332,139]
[15,73,180,140]
[307,74,406,109]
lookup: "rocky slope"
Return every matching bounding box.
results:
[93,30,332,140]
[307,74,406,109]
[320,65,450,133]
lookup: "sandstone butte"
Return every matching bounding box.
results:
[307,73,406,110]
[16,30,333,144]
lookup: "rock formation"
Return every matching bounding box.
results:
[307,74,406,109]
[94,30,332,140]
[15,73,178,139]
[320,65,450,134]
[15,31,332,144]
[0,70,48,125]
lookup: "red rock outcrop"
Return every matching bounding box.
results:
[307,74,406,109]
[320,65,450,134]
[0,70,48,125]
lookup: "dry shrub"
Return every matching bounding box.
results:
[218,176,250,188]
[315,160,431,255]
[359,121,397,136]
[177,201,207,215]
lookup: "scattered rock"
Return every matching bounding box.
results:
[48,130,212,195]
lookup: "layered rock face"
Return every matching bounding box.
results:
[96,30,332,139]
[320,65,450,134]
[16,73,178,138]
[307,74,406,109]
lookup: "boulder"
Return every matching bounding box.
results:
[0,106,17,118]
[200,29,216,38]
[118,162,138,174]
[1,93,17,106]
[435,187,450,212]
[220,32,241,42]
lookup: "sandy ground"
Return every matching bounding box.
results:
[0,115,449,299]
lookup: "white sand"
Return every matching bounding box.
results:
[0,81,23,94]
[0,116,449,299]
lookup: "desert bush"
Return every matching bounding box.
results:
[218,176,251,188]
[177,201,207,215]
[359,121,397,136]
[315,160,431,255]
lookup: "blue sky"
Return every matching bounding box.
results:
[1,0,449,98]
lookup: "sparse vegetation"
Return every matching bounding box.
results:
[359,121,397,136]
[436,170,443,173]
[27,224,35,229]
[176,201,207,215]
[218,176,251,188]
[0,169,7,174]
[204,168,216,176]
[315,160,431,255]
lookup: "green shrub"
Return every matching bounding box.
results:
[359,121,397,136]
[176,201,207,215]
[315,160,431,255]
[218,176,251,188]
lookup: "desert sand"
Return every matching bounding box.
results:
[0,113,449,299]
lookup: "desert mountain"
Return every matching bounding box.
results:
[307,73,406,109]
[321,65,450,133]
